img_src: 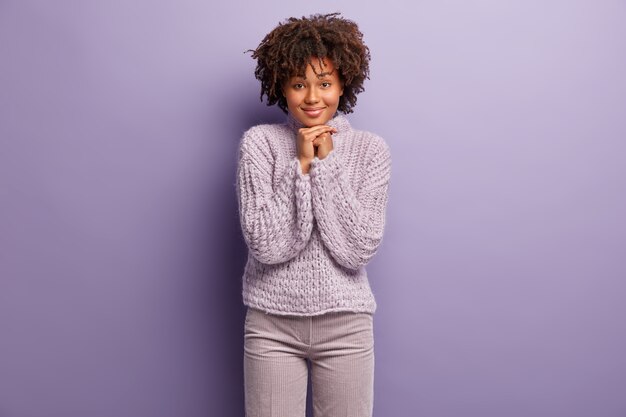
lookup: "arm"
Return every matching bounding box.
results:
[309,139,391,270]
[236,129,314,264]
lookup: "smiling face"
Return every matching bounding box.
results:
[282,57,344,127]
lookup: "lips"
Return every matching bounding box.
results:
[301,107,326,118]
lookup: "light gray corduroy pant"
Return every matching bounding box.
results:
[244,308,374,417]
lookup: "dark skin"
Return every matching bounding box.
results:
[296,125,337,173]
[283,57,343,174]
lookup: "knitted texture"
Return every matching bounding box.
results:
[236,113,391,316]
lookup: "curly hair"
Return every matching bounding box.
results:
[248,13,371,114]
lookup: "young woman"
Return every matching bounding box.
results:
[237,13,391,417]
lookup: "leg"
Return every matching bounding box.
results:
[310,312,375,417]
[244,308,309,417]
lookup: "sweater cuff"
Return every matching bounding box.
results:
[309,150,340,186]
[292,158,312,209]
[293,157,311,181]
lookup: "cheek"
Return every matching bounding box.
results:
[284,90,301,104]
[325,90,342,106]
[283,92,298,109]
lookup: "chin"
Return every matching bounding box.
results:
[299,113,332,127]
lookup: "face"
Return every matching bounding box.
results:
[282,57,344,127]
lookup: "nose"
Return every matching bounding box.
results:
[304,86,319,104]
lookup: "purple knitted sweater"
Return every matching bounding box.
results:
[236,112,391,316]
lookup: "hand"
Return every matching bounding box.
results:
[296,125,337,173]
[312,131,334,160]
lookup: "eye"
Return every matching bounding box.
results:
[321,82,331,88]
[293,83,305,89]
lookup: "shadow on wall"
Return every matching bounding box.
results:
[200,92,285,415]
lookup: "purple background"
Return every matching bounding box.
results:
[1,1,625,416]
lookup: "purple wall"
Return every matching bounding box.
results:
[1,1,625,416]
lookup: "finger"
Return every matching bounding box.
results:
[312,136,332,148]
[316,132,334,142]
[301,125,336,138]
[301,124,333,132]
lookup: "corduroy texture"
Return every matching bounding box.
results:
[236,113,391,316]
[244,308,374,417]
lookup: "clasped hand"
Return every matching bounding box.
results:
[296,125,336,174]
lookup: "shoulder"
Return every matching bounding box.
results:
[347,127,391,163]
[356,129,390,153]
[238,122,291,159]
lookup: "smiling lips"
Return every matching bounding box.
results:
[301,107,326,118]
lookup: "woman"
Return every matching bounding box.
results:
[237,12,391,417]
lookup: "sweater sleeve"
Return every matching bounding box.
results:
[236,129,314,265]
[309,139,392,270]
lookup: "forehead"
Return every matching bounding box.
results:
[294,57,338,79]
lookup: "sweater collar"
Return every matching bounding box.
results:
[286,112,352,133]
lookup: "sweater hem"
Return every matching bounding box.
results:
[242,302,376,317]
